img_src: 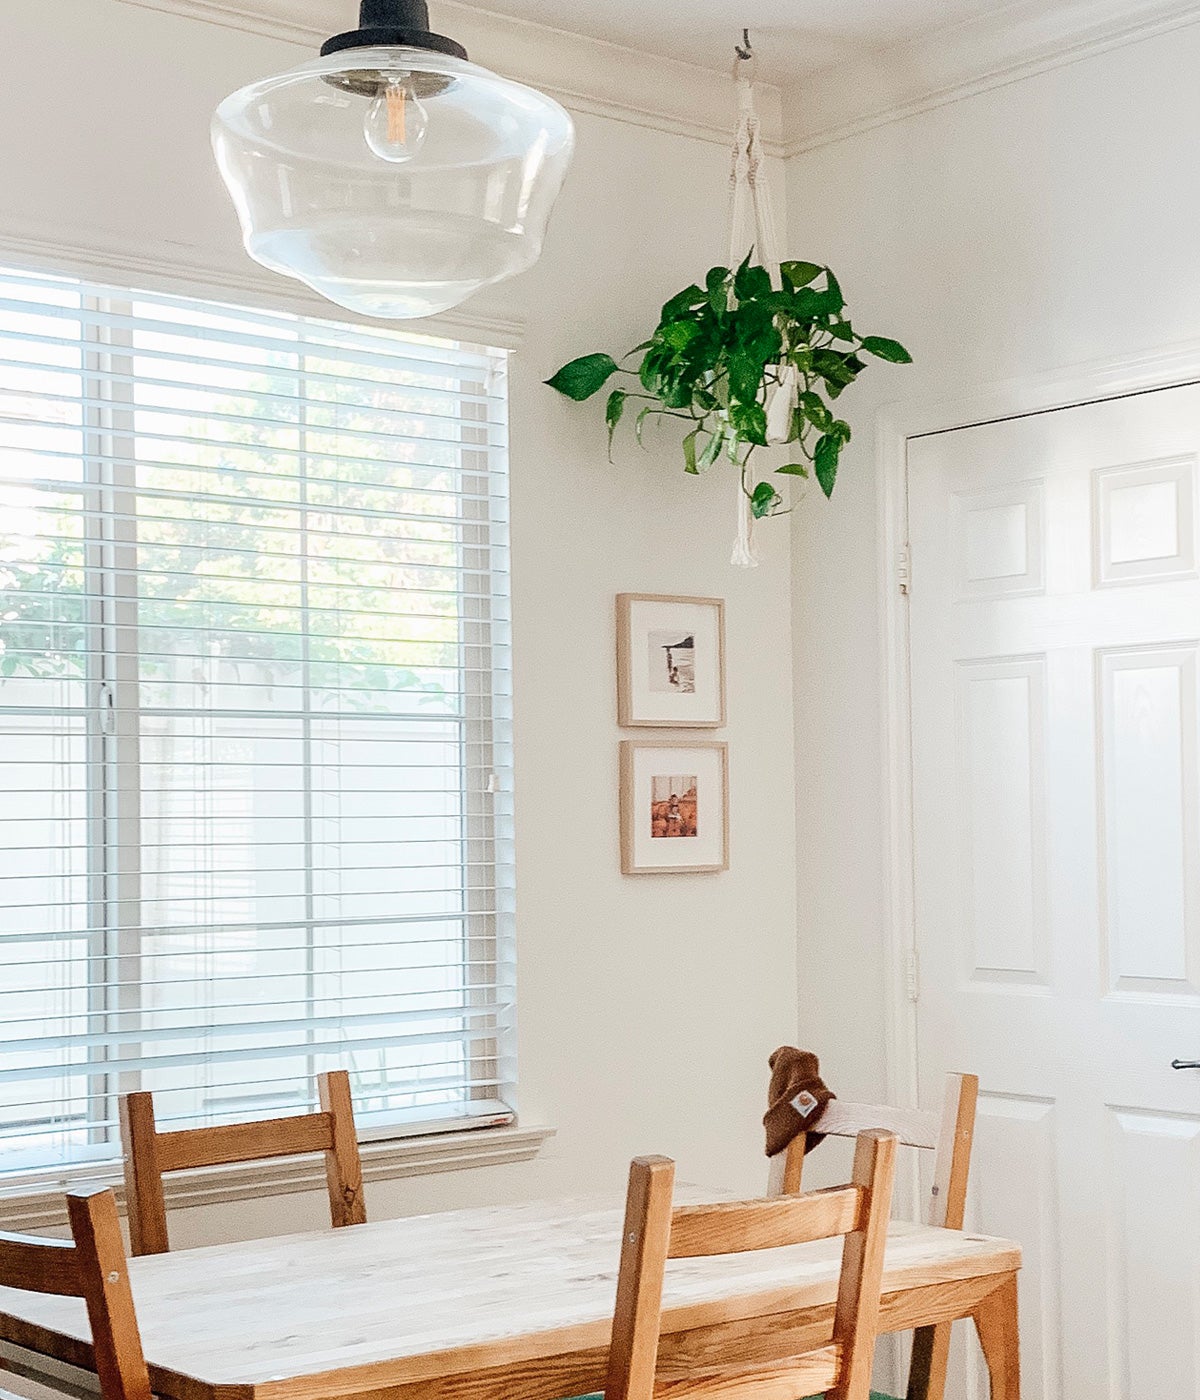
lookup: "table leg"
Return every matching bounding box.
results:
[905,1321,952,1400]
[972,1274,1020,1400]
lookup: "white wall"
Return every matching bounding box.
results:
[0,1,799,1238]
[785,22,1200,1102]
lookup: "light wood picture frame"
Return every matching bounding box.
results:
[620,740,729,874]
[616,593,726,729]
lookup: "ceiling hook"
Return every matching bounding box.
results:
[735,28,753,61]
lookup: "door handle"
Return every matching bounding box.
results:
[1171,1059,1200,1069]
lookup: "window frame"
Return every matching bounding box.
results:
[0,267,520,1180]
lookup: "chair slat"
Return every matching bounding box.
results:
[814,1099,939,1150]
[654,1345,841,1400]
[0,1236,82,1298]
[156,1112,335,1173]
[668,1187,861,1259]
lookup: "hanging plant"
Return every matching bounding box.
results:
[545,255,911,519]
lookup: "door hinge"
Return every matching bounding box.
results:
[897,546,911,596]
[905,948,920,1002]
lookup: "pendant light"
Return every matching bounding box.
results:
[212,0,575,319]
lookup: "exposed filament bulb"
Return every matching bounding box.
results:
[364,76,428,163]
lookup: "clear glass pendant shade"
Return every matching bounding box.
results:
[212,46,574,318]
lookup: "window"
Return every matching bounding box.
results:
[0,265,514,1176]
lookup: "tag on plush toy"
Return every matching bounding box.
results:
[790,1089,820,1119]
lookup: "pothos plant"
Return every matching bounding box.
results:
[545,256,911,518]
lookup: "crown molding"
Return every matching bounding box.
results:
[115,0,785,156]
[107,0,1200,162]
[783,0,1200,157]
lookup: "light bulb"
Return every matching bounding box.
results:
[363,77,428,163]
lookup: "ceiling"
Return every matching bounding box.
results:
[459,0,1022,83]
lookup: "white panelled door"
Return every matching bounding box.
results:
[908,384,1200,1400]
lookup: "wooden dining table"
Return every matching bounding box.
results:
[0,1189,1022,1400]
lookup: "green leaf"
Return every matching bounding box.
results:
[793,287,843,320]
[780,260,822,291]
[635,405,655,447]
[798,391,832,431]
[814,434,841,499]
[660,320,701,351]
[639,347,666,394]
[823,268,845,314]
[682,426,700,475]
[860,335,913,364]
[750,481,782,519]
[728,351,764,407]
[813,348,859,393]
[660,376,693,410]
[698,429,724,470]
[827,320,857,343]
[831,419,852,445]
[545,353,621,401]
[734,302,781,364]
[706,271,731,313]
[660,284,707,322]
[605,389,627,458]
[777,463,809,477]
[730,400,768,447]
[734,261,772,303]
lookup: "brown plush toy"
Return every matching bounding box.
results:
[763,1046,835,1158]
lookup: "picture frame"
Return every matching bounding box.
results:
[619,740,729,874]
[616,593,726,729]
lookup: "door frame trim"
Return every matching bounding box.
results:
[877,335,1200,1116]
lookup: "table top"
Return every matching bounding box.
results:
[0,1190,1020,1400]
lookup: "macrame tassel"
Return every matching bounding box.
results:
[731,470,761,569]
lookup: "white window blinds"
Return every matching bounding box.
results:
[0,265,514,1176]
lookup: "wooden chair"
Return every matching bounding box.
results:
[767,1073,979,1400]
[0,1188,151,1400]
[119,1069,365,1256]
[606,1129,898,1400]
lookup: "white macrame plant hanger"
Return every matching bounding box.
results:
[727,35,796,568]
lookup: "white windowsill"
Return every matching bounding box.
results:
[0,1124,555,1233]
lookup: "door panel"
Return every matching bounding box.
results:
[908,384,1200,1400]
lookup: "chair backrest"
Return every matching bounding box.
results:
[0,1188,152,1400]
[767,1072,978,1231]
[606,1129,898,1400]
[119,1069,365,1255]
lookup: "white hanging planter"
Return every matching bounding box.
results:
[544,32,914,567]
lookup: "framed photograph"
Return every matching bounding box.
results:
[620,740,729,874]
[616,593,725,729]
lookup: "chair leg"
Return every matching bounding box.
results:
[905,1322,952,1400]
[972,1274,1020,1400]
